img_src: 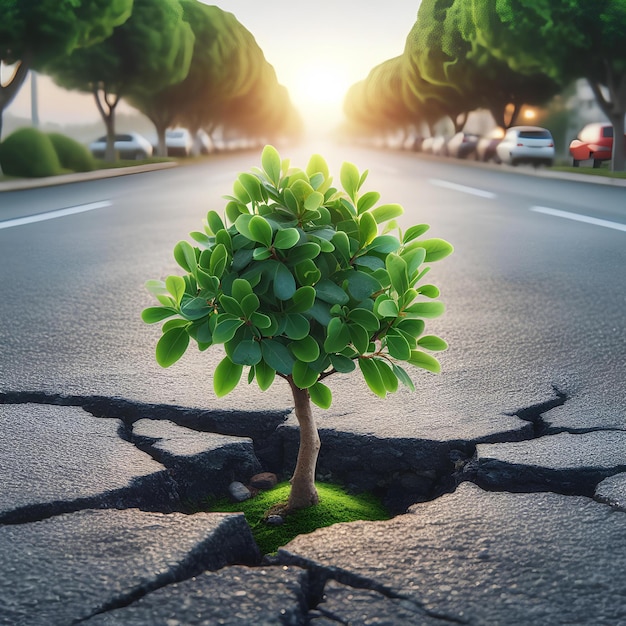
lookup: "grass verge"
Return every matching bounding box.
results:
[206,482,390,555]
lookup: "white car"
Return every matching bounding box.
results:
[89,132,153,160]
[496,126,555,167]
[165,128,193,157]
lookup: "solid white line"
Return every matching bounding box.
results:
[0,200,112,230]
[429,178,496,199]
[530,206,626,232]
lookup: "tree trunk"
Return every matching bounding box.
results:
[0,59,31,140]
[286,378,320,510]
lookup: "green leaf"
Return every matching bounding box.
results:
[324,317,351,353]
[250,312,272,330]
[415,238,454,262]
[347,308,379,332]
[292,360,319,388]
[180,296,212,321]
[417,335,449,351]
[376,298,399,318]
[385,329,411,360]
[249,215,273,247]
[261,145,281,186]
[386,254,409,296]
[219,295,244,317]
[374,359,398,393]
[241,293,260,318]
[358,211,378,247]
[254,359,276,391]
[345,270,382,301]
[401,247,427,278]
[340,161,360,200]
[284,313,310,340]
[212,317,244,343]
[306,153,329,180]
[367,235,401,254]
[156,326,190,367]
[330,354,356,373]
[289,286,316,313]
[209,243,228,278]
[214,357,243,397]
[173,240,197,274]
[165,276,186,306]
[231,339,262,366]
[287,242,321,264]
[408,350,441,373]
[294,259,321,286]
[349,323,370,354]
[253,247,272,261]
[315,279,349,305]
[392,363,415,391]
[403,223,430,243]
[232,278,253,301]
[356,191,380,214]
[226,200,246,224]
[358,357,386,398]
[273,228,300,250]
[273,263,297,300]
[235,214,255,240]
[418,284,440,298]
[261,339,295,375]
[206,210,225,234]
[290,336,320,362]
[309,382,332,409]
[142,307,178,324]
[331,231,351,264]
[371,203,404,224]
[238,172,263,203]
[396,318,425,338]
[404,301,445,319]
[304,191,324,212]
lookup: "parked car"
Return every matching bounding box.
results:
[446,131,480,159]
[496,126,555,167]
[165,128,193,157]
[89,132,153,160]
[421,137,435,155]
[475,128,505,163]
[431,135,450,157]
[569,122,625,168]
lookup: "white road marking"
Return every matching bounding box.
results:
[429,179,496,199]
[0,200,112,230]
[530,206,626,232]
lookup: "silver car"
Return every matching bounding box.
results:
[496,126,555,167]
[89,132,153,160]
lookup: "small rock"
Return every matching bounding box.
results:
[228,481,252,502]
[266,515,284,526]
[250,472,278,490]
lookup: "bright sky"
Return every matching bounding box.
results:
[7,1,421,135]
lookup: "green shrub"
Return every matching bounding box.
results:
[207,482,390,554]
[47,132,94,172]
[0,127,62,178]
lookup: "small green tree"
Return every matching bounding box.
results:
[143,146,453,512]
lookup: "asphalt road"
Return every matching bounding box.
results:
[0,143,624,438]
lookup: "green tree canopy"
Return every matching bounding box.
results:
[0,0,133,137]
[47,0,194,160]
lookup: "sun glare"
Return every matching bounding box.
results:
[291,61,351,109]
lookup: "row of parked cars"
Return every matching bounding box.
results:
[88,129,209,160]
[415,122,623,168]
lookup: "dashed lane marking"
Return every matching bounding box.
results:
[429,179,496,199]
[530,206,626,232]
[0,200,113,230]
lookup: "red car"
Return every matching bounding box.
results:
[569,123,624,168]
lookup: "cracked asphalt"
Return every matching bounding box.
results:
[1,149,625,624]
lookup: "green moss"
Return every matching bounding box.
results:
[206,482,390,555]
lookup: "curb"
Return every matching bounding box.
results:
[0,161,178,193]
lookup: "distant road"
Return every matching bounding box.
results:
[0,145,624,437]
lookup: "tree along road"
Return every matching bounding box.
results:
[0,144,624,442]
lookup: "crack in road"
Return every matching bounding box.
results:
[2,388,625,623]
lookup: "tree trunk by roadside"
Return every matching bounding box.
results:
[286,377,320,510]
[93,85,119,162]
